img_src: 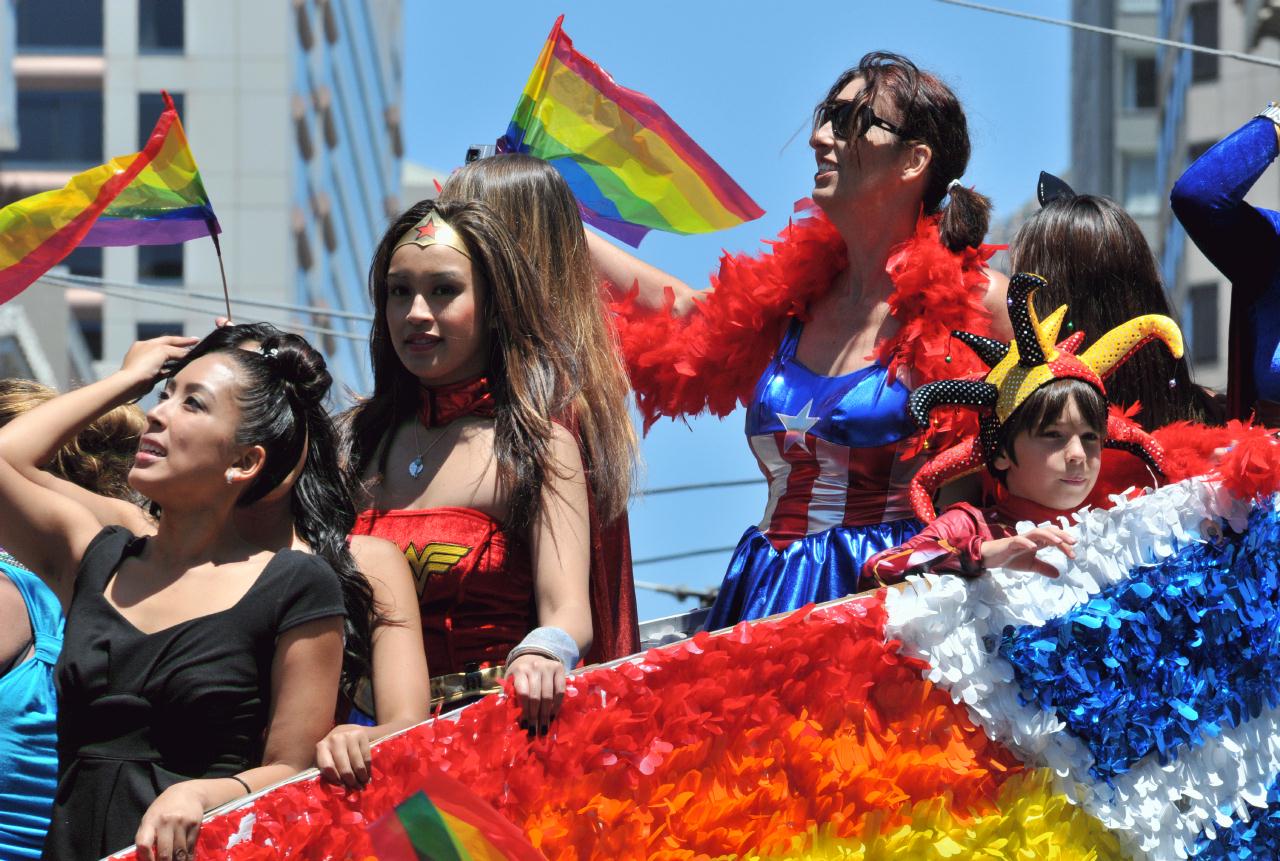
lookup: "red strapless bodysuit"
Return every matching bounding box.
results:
[352,507,536,676]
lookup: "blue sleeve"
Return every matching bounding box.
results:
[1170,117,1280,291]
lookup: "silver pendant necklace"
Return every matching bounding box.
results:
[408,422,448,480]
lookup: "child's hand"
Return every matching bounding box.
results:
[980,526,1075,578]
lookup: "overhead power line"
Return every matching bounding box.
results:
[48,271,375,323]
[935,0,1280,70]
[635,477,765,497]
[45,278,368,344]
[633,545,738,567]
[634,579,719,603]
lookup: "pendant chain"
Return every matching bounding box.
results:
[408,422,450,479]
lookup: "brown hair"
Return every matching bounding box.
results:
[817,51,992,251]
[347,198,579,530]
[1010,194,1216,429]
[991,378,1108,482]
[0,378,145,501]
[438,154,638,521]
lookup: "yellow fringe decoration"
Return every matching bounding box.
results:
[754,769,1128,861]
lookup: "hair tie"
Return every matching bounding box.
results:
[946,178,963,193]
[261,346,279,359]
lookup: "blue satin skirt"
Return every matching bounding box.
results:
[704,519,922,630]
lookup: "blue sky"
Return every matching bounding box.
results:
[402,0,1071,620]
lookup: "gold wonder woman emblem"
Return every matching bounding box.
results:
[403,542,472,595]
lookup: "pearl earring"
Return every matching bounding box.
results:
[225,471,235,485]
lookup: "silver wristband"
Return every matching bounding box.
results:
[506,626,580,672]
[1258,101,1280,126]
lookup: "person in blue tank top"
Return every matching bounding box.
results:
[1171,102,1280,423]
[0,380,145,859]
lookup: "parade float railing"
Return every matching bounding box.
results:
[106,475,1280,861]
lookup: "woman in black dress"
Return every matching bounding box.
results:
[0,328,349,861]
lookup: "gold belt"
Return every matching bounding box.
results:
[350,664,506,718]
[430,665,506,709]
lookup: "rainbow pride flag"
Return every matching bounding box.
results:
[499,16,762,246]
[84,92,219,248]
[366,771,545,861]
[0,91,217,303]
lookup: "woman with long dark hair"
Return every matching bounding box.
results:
[348,198,591,731]
[0,329,349,860]
[0,325,429,792]
[588,52,1009,625]
[1009,180,1219,429]
[438,154,640,665]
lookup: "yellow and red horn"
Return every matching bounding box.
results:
[1079,314,1184,381]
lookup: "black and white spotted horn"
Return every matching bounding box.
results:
[953,330,1010,369]
[908,380,999,430]
[1008,273,1049,367]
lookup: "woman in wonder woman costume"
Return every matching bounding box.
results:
[438,155,640,665]
[1171,102,1280,424]
[592,52,1010,628]
[347,200,592,733]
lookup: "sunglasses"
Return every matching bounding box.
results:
[818,100,906,142]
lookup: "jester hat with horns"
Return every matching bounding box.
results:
[907,272,1184,522]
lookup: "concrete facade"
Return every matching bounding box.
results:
[0,0,403,398]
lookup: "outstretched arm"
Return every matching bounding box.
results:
[315,535,430,788]
[586,229,701,316]
[0,335,195,535]
[1170,115,1280,288]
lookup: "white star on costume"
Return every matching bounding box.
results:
[777,400,819,452]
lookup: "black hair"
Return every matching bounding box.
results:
[167,323,378,692]
[990,378,1108,484]
[817,50,992,251]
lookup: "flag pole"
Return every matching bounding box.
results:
[208,225,231,320]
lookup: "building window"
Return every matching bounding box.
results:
[138,0,184,53]
[1122,54,1157,110]
[1187,140,1214,167]
[1190,1,1219,83]
[138,246,184,284]
[1187,282,1219,365]
[138,92,183,148]
[137,321,185,341]
[1122,153,1158,217]
[73,303,103,361]
[61,247,103,278]
[15,0,103,52]
[11,90,102,166]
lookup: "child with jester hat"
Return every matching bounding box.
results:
[863,273,1182,585]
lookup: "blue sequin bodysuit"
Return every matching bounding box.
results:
[703,319,924,629]
[1171,116,1280,418]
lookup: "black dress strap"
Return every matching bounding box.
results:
[73,527,140,598]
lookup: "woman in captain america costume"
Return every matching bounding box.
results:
[1171,102,1280,424]
[593,52,1010,628]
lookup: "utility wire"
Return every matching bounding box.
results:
[49,271,376,323]
[46,279,368,344]
[634,477,765,497]
[935,0,1280,70]
[634,579,719,602]
[633,545,738,567]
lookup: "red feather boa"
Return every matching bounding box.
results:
[609,206,998,453]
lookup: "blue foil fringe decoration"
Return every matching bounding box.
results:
[1191,770,1280,860]
[999,502,1280,782]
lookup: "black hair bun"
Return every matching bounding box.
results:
[260,333,331,410]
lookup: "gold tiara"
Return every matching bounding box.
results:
[392,211,472,260]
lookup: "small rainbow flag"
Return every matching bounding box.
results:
[366,770,545,861]
[85,92,219,248]
[0,91,218,304]
[499,16,763,247]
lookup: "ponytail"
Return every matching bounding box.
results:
[937,181,992,253]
